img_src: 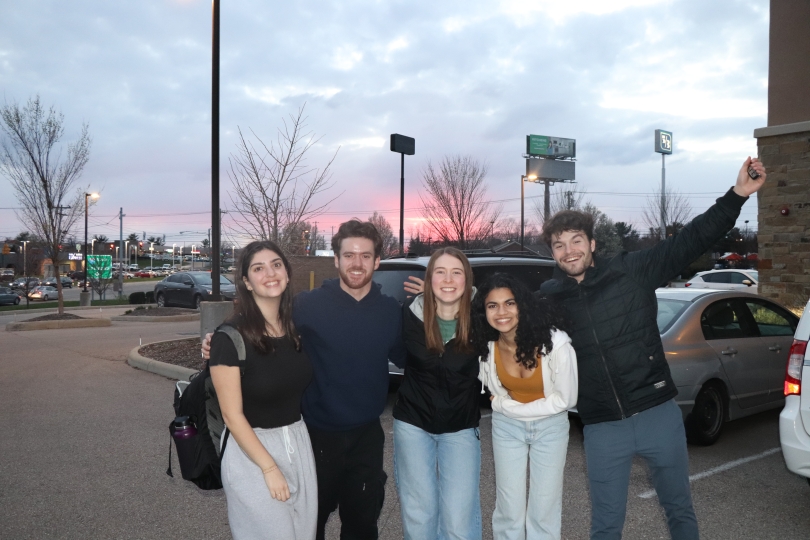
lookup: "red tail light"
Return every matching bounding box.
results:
[785,339,807,396]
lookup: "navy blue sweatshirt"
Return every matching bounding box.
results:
[294,278,406,431]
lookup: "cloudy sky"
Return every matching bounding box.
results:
[0,0,769,249]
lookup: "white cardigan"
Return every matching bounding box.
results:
[479,329,578,422]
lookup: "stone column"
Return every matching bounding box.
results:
[755,120,810,309]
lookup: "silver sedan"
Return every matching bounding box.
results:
[657,288,798,445]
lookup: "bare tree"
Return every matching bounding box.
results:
[534,184,587,228]
[368,212,399,258]
[0,96,90,314]
[227,104,341,253]
[419,155,501,249]
[641,186,693,241]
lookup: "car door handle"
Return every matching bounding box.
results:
[768,345,782,352]
[721,347,737,355]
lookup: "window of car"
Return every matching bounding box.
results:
[167,275,183,283]
[192,274,232,286]
[744,300,796,336]
[728,272,750,285]
[702,272,730,284]
[657,298,690,334]
[700,300,748,340]
[0,287,10,294]
[372,265,426,304]
[471,264,554,292]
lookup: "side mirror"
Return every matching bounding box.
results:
[183,280,194,287]
[742,279,752,286]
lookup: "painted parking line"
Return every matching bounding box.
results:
[638,447,782,499]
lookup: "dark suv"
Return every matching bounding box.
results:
[153,271,236,309]
[375,253,557,377]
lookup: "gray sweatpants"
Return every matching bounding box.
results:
[221,418,318,540]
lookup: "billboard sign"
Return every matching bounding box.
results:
[655,129,673,154]
[390,134,415,155]
[526,158,575,180]
[526,135,576,158]
[87,255,113,279]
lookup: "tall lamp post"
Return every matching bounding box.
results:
[520,174,537,250]
[83,192,99,294]
[21,240,29,276]
[172,243,177,269]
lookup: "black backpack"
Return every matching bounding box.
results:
[166,324,246,490]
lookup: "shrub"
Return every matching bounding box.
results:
[145,291,155,303]
[129,291,146,304]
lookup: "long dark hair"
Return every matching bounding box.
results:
[422,247,474,354]
[229,240,299,353]
[471,273,567,369]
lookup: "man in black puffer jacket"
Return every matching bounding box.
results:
[539,157,766,540]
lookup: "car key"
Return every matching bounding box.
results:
[748,166,760,180]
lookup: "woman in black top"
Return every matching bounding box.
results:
[209,240,316,540]
[393,247,483,540]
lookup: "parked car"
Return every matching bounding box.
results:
[135,270,156,278]
[780,299,810,485]
[1,268,15,282]
[68,271,85,281]
[0,286,22,305]
[42,276,74,289]
[154,271,236,309]
[374,253,557,378]
[28,286,59,301]
[685,269,759,291]
[10,277,40,291]
[128,264,140,272]
[656,288,797,445]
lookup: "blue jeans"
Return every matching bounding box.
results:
[393,419,482,540]
[583,399,698,540]
[491,410,570,540]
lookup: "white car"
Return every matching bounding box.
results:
[780,299,810,485]
[685,269,758,291]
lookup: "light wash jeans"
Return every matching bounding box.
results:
[491,410,570,540]
[393,419,482,540]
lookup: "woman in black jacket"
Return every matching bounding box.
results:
[393,247,482,540]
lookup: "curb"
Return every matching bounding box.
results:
[6,318,113,331]
[126,339,199,381]
[1,303,157,314]
[111,314,200,323]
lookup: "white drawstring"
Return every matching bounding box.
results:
[282,425,294,463]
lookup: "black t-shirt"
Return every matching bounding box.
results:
[209,329,313,429]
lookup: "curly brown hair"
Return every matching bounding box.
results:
[541,210,594,246]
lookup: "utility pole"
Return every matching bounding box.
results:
[118,207,125,298]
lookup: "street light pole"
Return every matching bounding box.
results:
[21,241,28,276]
[83,192,99,293]
[210,0,222,301]
[520,174,537,251]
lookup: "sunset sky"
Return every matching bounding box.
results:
[0,0,769,248]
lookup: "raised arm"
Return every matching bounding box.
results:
[625,157,765,289]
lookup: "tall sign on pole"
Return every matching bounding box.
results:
[524,134,577,246]
[654,129,673,240]
[390,134,415,256]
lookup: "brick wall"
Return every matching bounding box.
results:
[756,124,810,309]
[289,255,339,295]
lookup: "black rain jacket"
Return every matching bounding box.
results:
[392,294,481,434]
[540,188,748,425]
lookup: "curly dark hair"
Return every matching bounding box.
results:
[471,273,568,370]
[541,210,594,246]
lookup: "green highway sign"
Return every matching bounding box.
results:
[526,134,576,158]
[87,255,113,279]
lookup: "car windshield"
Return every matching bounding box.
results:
[373,267,426,304]
[748,271,758,281]
[193,274,233,286]
[657,298,691,334]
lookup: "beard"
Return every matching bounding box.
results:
[338,265,374,290]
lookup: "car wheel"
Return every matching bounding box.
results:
[14,297,20,305]
[194,295,202,310]
[686,382,726,446]
[156,293,165,308]
[43,295,49,301]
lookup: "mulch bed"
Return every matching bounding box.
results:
[124,307,197,317]
[26,313,86,322]
[139,338,205,371]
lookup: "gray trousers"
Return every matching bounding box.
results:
[222,418,318,540]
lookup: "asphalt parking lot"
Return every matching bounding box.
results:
[1,318,809,539]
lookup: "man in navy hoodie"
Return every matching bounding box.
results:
[295,219,406,540]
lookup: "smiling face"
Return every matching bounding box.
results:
[243,249,289,300]
[551,229,596,282]
[430,254,467,311]
[335,237,380,295]
[484,287,520,339]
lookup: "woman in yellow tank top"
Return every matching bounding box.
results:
[473,273,578,540]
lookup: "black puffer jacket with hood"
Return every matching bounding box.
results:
[539,188,748,425]
[393,294,481,434]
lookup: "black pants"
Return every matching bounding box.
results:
[307,419,387,540]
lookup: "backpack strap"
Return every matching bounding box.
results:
[215,324,247,377]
